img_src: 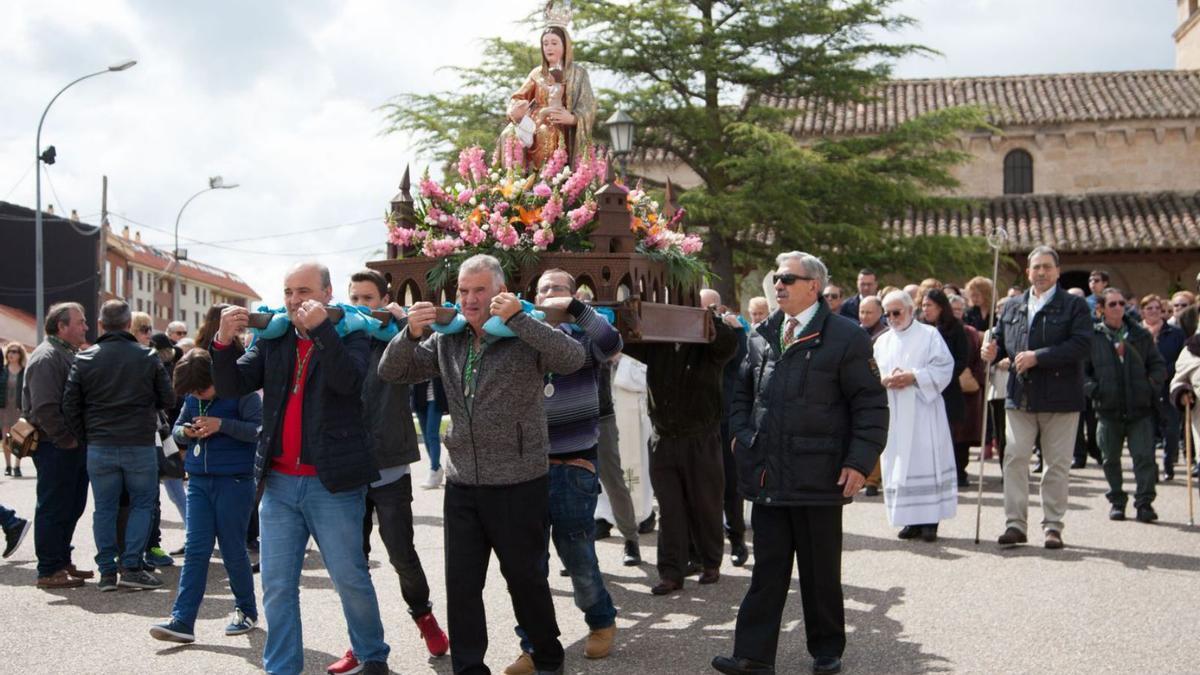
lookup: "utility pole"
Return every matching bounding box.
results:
[98,175,109,319]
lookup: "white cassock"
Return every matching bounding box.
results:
[873,320,958,527]
[595,354,655,523]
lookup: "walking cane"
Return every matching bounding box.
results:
[974,226,1008,545]
[1187,403,1195,527]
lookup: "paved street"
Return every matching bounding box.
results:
[0,451,1196,674]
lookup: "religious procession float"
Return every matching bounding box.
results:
[366,0,714,344]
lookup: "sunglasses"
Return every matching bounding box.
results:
[1106,301,1126,308]
[886,309,905,318]
[823,292,841,299]
[773,273,814,286]
[1174,302,1190,308]
[137,326,152,334]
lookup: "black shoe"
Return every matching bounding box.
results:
[897,526,920,540]
[1070,459,1086,470]
[251,561,260,574]
[594,518,613,541]
[1136,505,1159,523]
[3,466,9,476]
[731,540,749,567]
[97,572,118,592]
[3,517,31,558]
[920,525,938,542]
[685,560,703,576]
[712,655,775,674]
[1192,464,1199,479]
[997,527,1027,548]
[246,539,260,553]
[119,568,163,590]
[813,656,842,674]
[169,546,185,556]
[12,467,21,478]
[361,662,389,675]
[864,485,879,497]
[1163,465,1175,481]
[638,510,657,534]
[1109,506,1125,521]
[957,475,970,489]
[651,578,682,596]
[622,539,641,566]
[1032,458,1044,474]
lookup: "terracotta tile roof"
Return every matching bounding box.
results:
[886,191,1200,253]
[766,70,1200,137]
[107,233,260,300]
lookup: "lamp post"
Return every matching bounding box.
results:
[170,176,238,330]
[34,59,137,342]
[605,109,635,181]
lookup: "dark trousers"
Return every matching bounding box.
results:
[649,428,725,582]
[721,421,746,541]
[733,504,845,664]
[32,441,89,577]
[1097,414,1157,509]
[444,476,562,675]
[1074,400,1100,464]
[1157,394,1182,467]
[363,474,433,618]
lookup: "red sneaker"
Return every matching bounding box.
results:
[326,649,362,674]
[415,612,449,657]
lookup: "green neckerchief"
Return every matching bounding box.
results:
[462,336,487,414]
[48,335,78,354]
[1099,321,1128,362]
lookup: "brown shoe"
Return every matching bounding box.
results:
[1044,530,1064,550]
[67,564,95,580]
[502,652,535,675]
[650,578,683,596]
[996,527,1027,548]
[584,625,616,659]
[37,569,84,589]
[698,568,720,585]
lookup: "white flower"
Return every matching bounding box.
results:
[650,201,659,211]
[469,197,477,206]
[454,183,465,192]
[481,223,490,231]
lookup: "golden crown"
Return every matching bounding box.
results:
[544,0,573,30]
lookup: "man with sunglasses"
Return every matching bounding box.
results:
[1083,288,1166,523]
[821,284,845,316]
[982,246,1092,550]
[713,251,887,675]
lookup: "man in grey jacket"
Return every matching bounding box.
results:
[23,302,92,589]
[379,254,585,675]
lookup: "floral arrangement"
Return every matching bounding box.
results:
[385,144,706,288]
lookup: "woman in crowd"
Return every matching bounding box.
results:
[1142,294,1187,480]
[921,289,970,485]
[949,294,986,487]
[1,343,28,477]
[963,276,995,332]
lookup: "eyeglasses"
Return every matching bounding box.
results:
[773,273,814,286]
[1106,301,1126,308]
[823,292,841,299]
[886,309,905,318]
[137,326,152,334]
[1173,302,1191,308]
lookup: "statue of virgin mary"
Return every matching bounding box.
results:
[497,1,596,171]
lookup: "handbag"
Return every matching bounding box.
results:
[158,434,185,480]
[959,368,981,395]
[5,417,39,457]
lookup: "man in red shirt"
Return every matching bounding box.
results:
[212,262,388,675]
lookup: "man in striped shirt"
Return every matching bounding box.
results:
[504,269,623,675]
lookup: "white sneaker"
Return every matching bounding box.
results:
[421,468,444,490]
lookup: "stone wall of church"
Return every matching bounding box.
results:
[949,123,1200,197]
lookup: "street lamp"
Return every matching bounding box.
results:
[34,59,137,342]
[170,176,239,330]
[605,109,635,181]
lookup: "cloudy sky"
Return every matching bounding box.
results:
[0,0,1179,305]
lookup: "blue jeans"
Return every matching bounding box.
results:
[88,445,157,574]
[32,441,89,577]
[163,477,187,525]
[0,502,19,529]
[170,475,257,629]
[417,401,442,471]
[260,472,388,675]
[518,463,616,653]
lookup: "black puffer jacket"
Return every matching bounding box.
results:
[730,301,889,506]
[1084,316,1166,419]
[62,331,174,446]
[212,320,379,494]
[993,287,1092,412]
[363,333,420,470]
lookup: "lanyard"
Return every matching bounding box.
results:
[463,338,484,399]
[293,342,314,395]
[194,398,211,457]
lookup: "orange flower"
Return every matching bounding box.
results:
[647,213,659,225]
[469,207,484,225]
[515,205,542,227]
[631,216,646,231]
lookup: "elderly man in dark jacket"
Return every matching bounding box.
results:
[212,262,389,675]
[63,300,174,592]
[1085,288,1167,523]
[712,251,888,675]
[982,246,1093,551]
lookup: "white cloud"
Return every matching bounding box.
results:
[0,0,1179,305]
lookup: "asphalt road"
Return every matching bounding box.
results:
[0,451,1196,674]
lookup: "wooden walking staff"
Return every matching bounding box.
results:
[1187,403,1195,527]
[975,226,1009,545]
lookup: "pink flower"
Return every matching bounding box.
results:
[387,227,419,248]
[533,227,555,249]
[681,234,704,255]
[488,210,507,230]
[502,136,525,171]
[590,152,609,185]
[422,236,464,258]
[532,182,553,199]
[458,146,487,183]
[457,189,475,205]
[461,225,487,246]
[540,148,568,181]
[668,207,686,229]
[562,163,593,206]
[495,201,510,214]
[541,195,563,225]
[419,178,449,203]
[494,224,520,249]
[567,201,596,231]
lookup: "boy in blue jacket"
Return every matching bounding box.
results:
[150,349,262,644]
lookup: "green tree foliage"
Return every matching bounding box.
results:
[383,0,996,301]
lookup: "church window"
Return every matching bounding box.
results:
[1003,149,1033,195]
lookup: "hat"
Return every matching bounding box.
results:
[150,332,184,363]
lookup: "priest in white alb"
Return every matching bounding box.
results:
[873,290,958,542]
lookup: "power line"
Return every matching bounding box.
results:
[3,160,36,201]
[106,212,383,257]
